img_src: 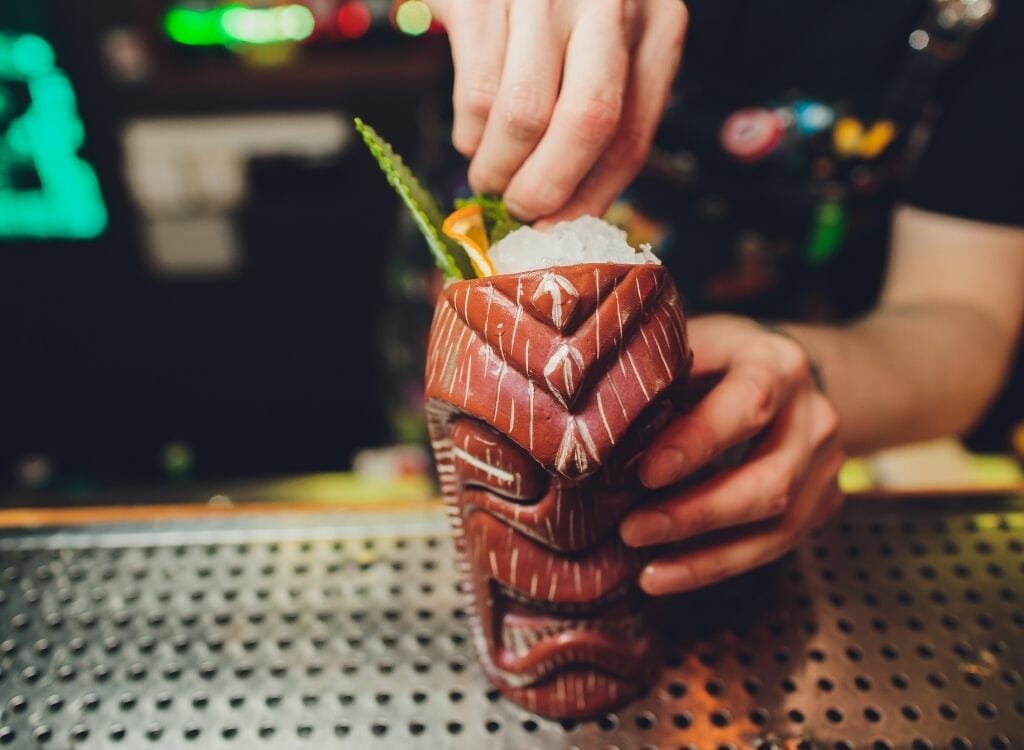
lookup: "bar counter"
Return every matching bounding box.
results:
[0,479,1021,749]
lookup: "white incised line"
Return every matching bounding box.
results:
[451,446,515,485]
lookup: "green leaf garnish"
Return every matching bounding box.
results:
[354,118,473,280]
[455,194,524,244]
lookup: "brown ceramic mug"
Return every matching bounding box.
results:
[425,262,692,718]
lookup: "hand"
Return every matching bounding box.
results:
[619,315,846,595]
[427,0,687,224]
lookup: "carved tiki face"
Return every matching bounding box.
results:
[425,262,691,718]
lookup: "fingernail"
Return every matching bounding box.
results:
[640,448,686,488]
[620,511,672,547]
[641,562,693,596]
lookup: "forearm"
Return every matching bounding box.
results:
[784,302,1017,455]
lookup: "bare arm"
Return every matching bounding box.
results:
[786,205,1024,455]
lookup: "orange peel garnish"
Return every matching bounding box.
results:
[443,204,495,278]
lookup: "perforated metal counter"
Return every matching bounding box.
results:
[0,497,1021,749]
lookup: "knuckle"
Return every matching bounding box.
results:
[465,89,495,122]
[775,336,811,383]
[567,95,623,146]
[457,79,498,121]
[763,493,791,518]
[685,416,720,466]
[740,376,775,431]
[758,459,796,505]
[813,396,841,444]
[504,99,550,142]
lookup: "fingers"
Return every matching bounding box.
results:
[539,0,687,224]
[639,320,813,488]
[686,315,757,377]
[639,424,846,595]
[448,0,687,221]
[622,313,847,596]
[467,0,566,196]
[444,0,508,157]
[639,361,798,488]
[622,388,819,547]
[502,4,630,220]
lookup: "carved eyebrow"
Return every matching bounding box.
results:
[451,446,515,485]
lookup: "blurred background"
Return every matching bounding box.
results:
[0,0,1020,500]
[0,0,455,496]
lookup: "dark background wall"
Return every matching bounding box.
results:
[1,0,448,486]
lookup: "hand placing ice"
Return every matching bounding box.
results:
[487,215,660,275]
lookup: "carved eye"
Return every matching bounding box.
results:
[449,419,547,502]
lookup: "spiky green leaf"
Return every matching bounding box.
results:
[354,118,473,280]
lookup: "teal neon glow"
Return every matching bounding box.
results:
[0,31,107,239]
[164,4,315,47]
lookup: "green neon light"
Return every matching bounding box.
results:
[805,199,846,265]
[164,6,225,46]
[0,31,106,239]
[164,4,315,47]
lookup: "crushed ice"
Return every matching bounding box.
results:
[488,216,659,275]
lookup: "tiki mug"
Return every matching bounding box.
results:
[425,262,692,718]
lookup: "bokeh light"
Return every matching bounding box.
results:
[337,2,372,39]
[164,4,316,47]
[395,0,432,36]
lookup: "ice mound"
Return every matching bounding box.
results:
[488,215,659,275]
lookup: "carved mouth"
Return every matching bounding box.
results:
[500,611,646,657]
[491,581,652,683]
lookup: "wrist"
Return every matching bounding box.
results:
[758,322,827,393]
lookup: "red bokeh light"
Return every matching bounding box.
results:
[337,2,372,38]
